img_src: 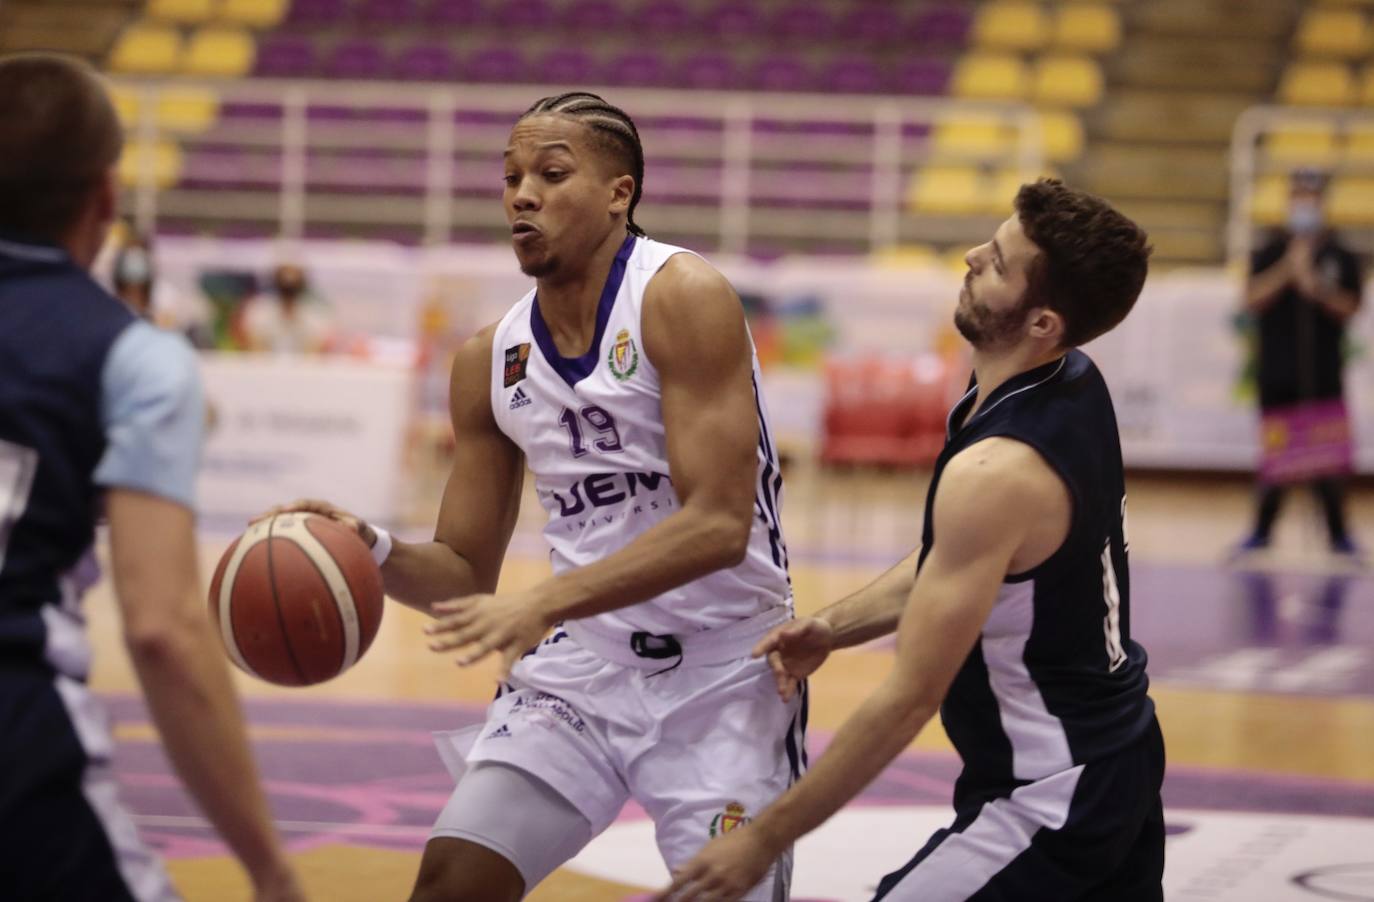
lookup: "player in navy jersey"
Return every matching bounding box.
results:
[273,92,799,901]
[666,179,1162,902]
[0,54,302,901]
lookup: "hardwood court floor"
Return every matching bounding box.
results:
[83,470,1374,901]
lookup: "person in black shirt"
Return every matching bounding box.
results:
[1238,168,1363,557]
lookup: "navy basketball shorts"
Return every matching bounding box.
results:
[0,666,179,901]
[874,717,1166,901]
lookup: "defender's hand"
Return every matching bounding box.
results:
[752,616,835,702]
[657,826,778,902]
[426,591,551,680]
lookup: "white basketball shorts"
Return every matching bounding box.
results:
[431,608,805,900]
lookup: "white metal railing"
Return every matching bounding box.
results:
[114,78,1045,252]
[1228,104,1374,266]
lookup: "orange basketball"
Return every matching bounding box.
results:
[208,513,384,686]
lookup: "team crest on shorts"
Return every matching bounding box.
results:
[504,343,531,387]
[709,802,750,837]
[608,328,639,382]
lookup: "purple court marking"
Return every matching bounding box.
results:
[104,695,1374,863]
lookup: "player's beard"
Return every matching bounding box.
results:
[955,285,1033,350]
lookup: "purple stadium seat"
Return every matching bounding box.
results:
[702,1,763,40]
[494,0,553,29]
[356,0,416,26]
[604,50,668,87]
[635,0,693,37]
[423,0,482,26]
[325,39,388,79]
[750,55,812,92]
[393,43,459,81]
[465,46,527,83]
[219,101,284,122]
[561,0,621,33]
[909,5,971,47]
[538,48,596,85]
[677,51,738,90]
[839,5,904,46]
[286,0,345,26]
[892,59,951,95]
[254,34,317,77]
[770,5,834,42]
[822,56,884,94]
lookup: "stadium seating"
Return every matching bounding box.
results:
[182,26,255,77]
[220,0,288,27]
[950,53,1029,100]
[1033,55,1104,107]
[1278,61,1356,106]
[1296,8,1369,58]
[147,0,216,24]
[1052,4,1120,53]
[971,1,1050,51]
[109,24,182,74]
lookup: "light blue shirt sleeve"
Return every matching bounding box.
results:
[93,321,205,510]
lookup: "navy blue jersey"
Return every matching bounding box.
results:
[919,349,1153,793]
[0,236,202,679]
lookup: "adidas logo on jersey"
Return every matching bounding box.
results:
[509,387,532,410]
[486,724,512,739]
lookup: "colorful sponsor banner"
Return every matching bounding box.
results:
[1260,399,1355,484]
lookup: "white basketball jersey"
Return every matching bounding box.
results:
[489,235,790,637]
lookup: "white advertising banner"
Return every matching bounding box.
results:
[151,239,1374,474]
[197,354,413,524]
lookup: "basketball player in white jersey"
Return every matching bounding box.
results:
[277,92,799,900]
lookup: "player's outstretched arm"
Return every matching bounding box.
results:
[661,440,1068,901]
[752,546,921,700]
[108,489,303,902]
[267,325,524,616]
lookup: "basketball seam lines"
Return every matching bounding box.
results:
[281,521,354,673]
[266,516,309,686]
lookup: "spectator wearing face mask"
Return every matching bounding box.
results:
[1236,167,1364,558]
[241,263,333,355]
[112,232,155,319]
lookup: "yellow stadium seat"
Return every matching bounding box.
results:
[118,140,184,190]
[932,117,1014,160]
[1249,176,1288,226]
[1265,123,1338,163]
[108,25,183,75]
[986,169,1033,213]
[1053,4,1120,53]
[908,166,985,215]
[109,85,141,127]
[1033,56,1104,107]
[1041,109,1084,162]
[181,26,255,77]
[872,244,940,269]
[1343,123,1374,161]
[219,0,287,28]
[1327,176,1374,225]
[147,0,216,23]
[1358,64,1374,105]
[1296,9,1369,58]
[951,54,1030,101]
[1278,61,1355,106]
[155,88,220,133]
[973,2,1050,51]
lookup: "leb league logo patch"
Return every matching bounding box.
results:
[504,343,531,387]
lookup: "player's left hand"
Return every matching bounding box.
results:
[425,591,551,679]
[656,826,778,902]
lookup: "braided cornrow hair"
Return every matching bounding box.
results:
[521,92,647,237]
